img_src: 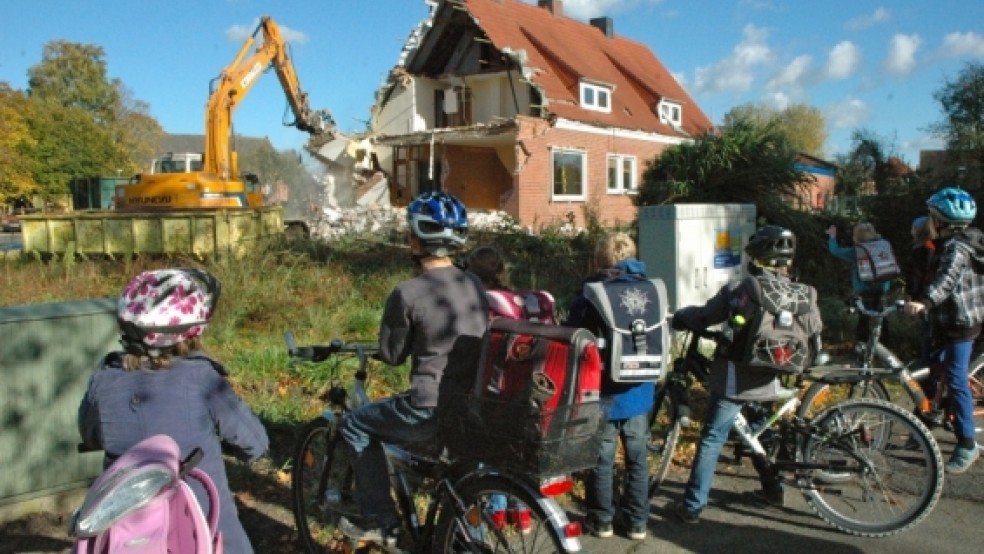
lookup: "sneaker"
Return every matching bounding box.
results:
[337,515,399,547]
[945,444,980,474]
[507,507,532,534]
[584,519,614,538]
[627,524,647,540]
[753,486,786,507]
[673,501,699,524]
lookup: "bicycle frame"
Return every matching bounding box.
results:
[286,332,583,553]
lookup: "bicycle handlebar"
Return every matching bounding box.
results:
[284,332,380,363]
[846,296,905,319]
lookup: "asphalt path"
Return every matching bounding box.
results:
[577,428,983,554]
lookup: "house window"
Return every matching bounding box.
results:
[607,154,638,194]
[657,99,682,126]
[435,86,473,128]
[579,81,611,113]
[551,148,586,200]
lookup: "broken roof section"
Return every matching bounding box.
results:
[378,0,712,137]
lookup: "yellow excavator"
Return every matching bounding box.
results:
[115,16,334,210]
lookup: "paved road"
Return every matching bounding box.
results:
[577,429,983,554]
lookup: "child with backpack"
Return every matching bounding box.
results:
[564,232,665,541]
[672,226,823,523]
[826,222,895,345]
[903,187,984,473]
[77,268,269,553]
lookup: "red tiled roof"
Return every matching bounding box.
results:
[462,0,713,137]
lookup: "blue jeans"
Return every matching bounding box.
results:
[681,393,780,514]
[339,393,437,524]
[933,339,976,443]
[586,413,650,527]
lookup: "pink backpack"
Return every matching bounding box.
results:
[486,288,557,324]
[69,434,223,554]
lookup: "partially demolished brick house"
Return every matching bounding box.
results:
[370,0,714,228]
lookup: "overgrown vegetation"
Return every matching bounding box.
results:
[1,225,922,426]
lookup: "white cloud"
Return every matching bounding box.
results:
[884,33,922,75]
[532,0,665,21]
[762,91,790,110]
[825,41,860,79]
[766,54,812,92]
[938,32,984,58]
[225,19,308,44]
[846,7,890,31]
[693,24,773,94]
[826,97,869,129]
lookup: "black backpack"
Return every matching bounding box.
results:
[728,275,819,374]
[582,276,668,382]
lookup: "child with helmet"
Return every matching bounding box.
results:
[78,268,269,554]
[338,191,490,544]
[671,226,823,523]
[903,187,984,473]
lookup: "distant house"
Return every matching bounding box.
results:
[794,154,837,211]
[369,0,713,228]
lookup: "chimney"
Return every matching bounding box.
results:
[590,16,613,38]
[537,0,563,17]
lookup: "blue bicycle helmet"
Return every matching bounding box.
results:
[407,191,469,256]
[927,187,977,227]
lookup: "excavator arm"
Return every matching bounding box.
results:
[204,15,335,180]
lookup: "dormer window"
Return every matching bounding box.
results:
[658,99,682,126]
[580,81,612,113]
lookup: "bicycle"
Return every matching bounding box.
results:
[796,296,984,434]
[285,332,584,554]
[648,327,945,537]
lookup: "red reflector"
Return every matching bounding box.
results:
[539,477,574,496]
[773,346,793,364]
[564,521,582,538]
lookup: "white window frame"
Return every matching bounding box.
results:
[579,81,612,113]
[657,99,682,126]
[606,154,638,194]
[550,148,587,201]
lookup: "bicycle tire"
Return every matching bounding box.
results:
[799,398,944,537]
[796,378,890,420]
[430,474,567,554]
[648,388,681,496]
[292,417,356,554]
[969,359,984,428]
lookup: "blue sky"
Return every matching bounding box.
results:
[2,0,983,168]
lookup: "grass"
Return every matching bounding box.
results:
[1,230,920,427]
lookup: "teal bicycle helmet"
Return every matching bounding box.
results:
[407,191,469,256]
[927,187,976,227]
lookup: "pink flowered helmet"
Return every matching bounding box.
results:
[117,268,221,355]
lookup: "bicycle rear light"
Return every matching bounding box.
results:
[564,521,582,538]
[539,476,574,496]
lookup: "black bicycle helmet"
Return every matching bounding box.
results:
[927,187,976,227]
[407,191,469,256]
[745,225,796,267]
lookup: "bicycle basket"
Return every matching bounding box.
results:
[439,393,612,477]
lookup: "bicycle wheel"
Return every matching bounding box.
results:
[648,388,681,495]
[968,356,984,431]
[799,398,944,537]
[430,475,567,554]
[797,378,890,420]
[292,417,357,553]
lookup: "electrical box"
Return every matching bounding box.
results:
[638,203,757,312]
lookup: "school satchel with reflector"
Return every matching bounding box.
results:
[855,239,901,283]
[583,277,669,382]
